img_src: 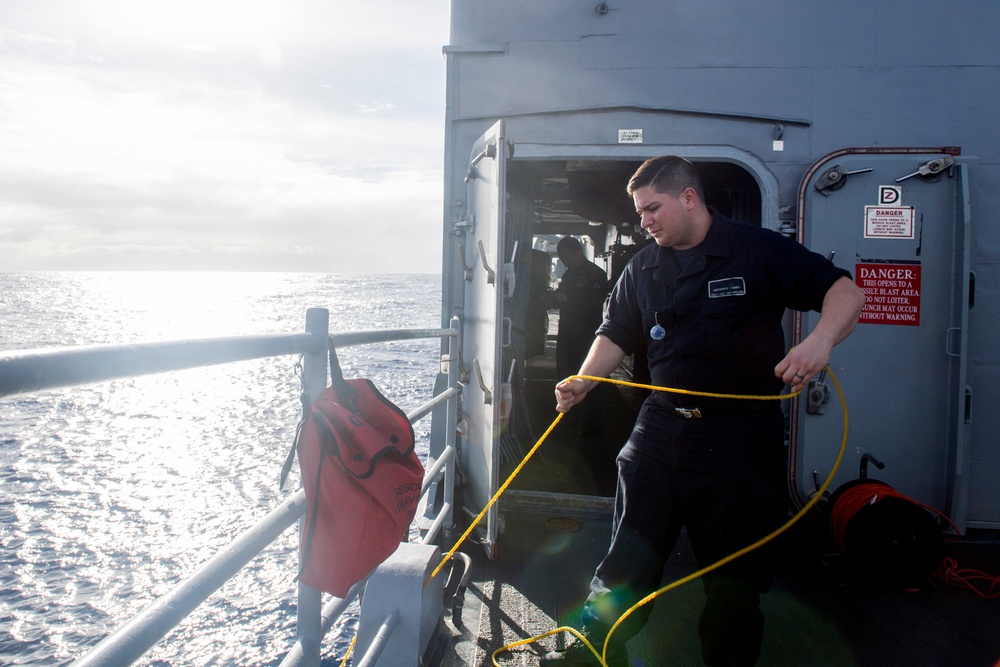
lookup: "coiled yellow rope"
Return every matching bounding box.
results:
[340,370,843,666]
[479,367,849,667]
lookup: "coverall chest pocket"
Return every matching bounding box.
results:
[685,295,757,356]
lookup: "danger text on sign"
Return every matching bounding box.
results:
[856,263,921,326]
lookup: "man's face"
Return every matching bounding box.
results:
[633,185,695,248]
[557,247,583,269]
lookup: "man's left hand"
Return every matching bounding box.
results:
[775,336,832,392]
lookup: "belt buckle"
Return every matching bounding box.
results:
[675,407,702,419]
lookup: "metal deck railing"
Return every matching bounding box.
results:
[0,307,462,667]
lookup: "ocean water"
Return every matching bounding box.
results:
[0,272,442,666]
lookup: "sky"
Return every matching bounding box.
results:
[0,0,450,273]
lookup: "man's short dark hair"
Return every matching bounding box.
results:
[557,236,583,254]
[627,155,705,201]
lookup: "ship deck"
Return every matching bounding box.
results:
[442,508,1000,666]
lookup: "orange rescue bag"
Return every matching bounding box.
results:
[282,345,423,597]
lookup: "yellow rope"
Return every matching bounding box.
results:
[424,375,802,586]
[337,635,356,667]
[426,409,566,585]
[431,375,804,585]
[347,372,828,662]
[573,374,799,402]
[335,358,842,664]
[484,368,848,667]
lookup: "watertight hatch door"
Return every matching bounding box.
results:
[460,120,507,555]
[791,149,973,531]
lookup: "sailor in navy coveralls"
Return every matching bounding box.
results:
[543,156,865,667]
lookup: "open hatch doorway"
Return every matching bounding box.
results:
[499,156,765,499]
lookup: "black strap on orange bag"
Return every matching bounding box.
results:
[280,340,424,597]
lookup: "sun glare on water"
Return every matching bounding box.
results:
[2,272,441,663]
[85,271,287,341]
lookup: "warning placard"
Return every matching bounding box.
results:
[865,206,915,239]
[856,263,921,326]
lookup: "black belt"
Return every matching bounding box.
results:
[650,392,774,420]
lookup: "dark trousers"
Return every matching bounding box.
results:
[556,329,594,379]
[582,394,787,666]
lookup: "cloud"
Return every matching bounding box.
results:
[356,101,396,116]
[0,1,449,273]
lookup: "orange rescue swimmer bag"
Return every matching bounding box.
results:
[283,344,424,598]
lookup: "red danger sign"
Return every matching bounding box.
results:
[856,263,921,326]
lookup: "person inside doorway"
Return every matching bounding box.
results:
[553,236,610,379]
[553,236,610,437]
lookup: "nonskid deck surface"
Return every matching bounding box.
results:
[440,506,615,667]
[439,511,1000,667]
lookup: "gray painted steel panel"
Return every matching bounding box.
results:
[458,120,507,553]
[440,0,1000,531]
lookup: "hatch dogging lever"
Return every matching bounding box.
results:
[896,155,955,183]
[859,452,885,480]
[806,366,831,415]
[814,164,873,196]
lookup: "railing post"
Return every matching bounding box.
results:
[296,308,329,665]
[302,307,329,403]
[444,317,461,541]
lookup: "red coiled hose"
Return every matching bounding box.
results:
[829,482,958,553]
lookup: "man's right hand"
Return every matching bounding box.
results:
[554,377,593,413]
[553,336,626,413]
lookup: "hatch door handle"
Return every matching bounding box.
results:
[458,243,474,282]
[814,164,873,196]
[472,358,492,405]
[477,240,496,285]
[896,156,955,183]
[946,327,962,358]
